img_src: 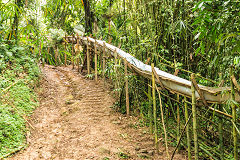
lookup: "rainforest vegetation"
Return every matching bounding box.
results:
[0,0,240,159]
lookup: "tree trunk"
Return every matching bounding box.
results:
[9,0,22,43]
[82,0,94,72]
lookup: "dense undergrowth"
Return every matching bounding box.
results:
[0,41,40,158]
[1,0,239,159]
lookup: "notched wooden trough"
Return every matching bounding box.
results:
[65,36,240,104]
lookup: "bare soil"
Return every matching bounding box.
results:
[9,65,186,160]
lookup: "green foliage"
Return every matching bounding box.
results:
[0,43,40,158]
[192,0,240,80]
[118,151,130,159]
[43,0,84,33]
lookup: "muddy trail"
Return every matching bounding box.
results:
[10,65,186,160]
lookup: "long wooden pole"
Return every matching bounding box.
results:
[57,46,61,65]
[124,59,130,117]
[64,35,67,67]
[148,80,153,134]
[55,46,58,66]
[47,47,50,64]
[151,63,158,153]
[218,73,224,160]
[184,96,192,160]
[103,42,106,84]
[76,34,80,72]
[39,41,41,58]
[87,37,90,74]
[114,48,118,89]
[72,34,74,69]
[230,67,238,160]
[94,39,98,82]
[156,87,169,159]
[191,73,199,160]
[177,94,180,153]
[171,112,193,160]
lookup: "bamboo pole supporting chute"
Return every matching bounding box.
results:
[230,67,238,160]
[76,34,80,72]
[39,41,41,58]
[124,59,130,117]
[103,42,106,84]
[64,35,67,66]
[177,94,180,153]
[156,86,169,159]
[72,34,74,69]
[171,112,193,160]
[151,63,158,153]
[94,39,98,82]
[54,46,57,65]
[231,75,240,95]
[191,73,199,160]
[57,46,61,65]
[148,80,153,134]
[184,96,192,160]
[47,47,50,64]
[218,73,224,160]
[114,48,117,88]
[87,37,90,74]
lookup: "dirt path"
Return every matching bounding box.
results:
[10,65,186,160]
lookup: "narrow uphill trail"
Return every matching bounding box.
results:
[10,65,186,160]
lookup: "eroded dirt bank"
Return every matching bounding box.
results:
[10,65,186,160]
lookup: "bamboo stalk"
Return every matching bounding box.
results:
[171,112,193,160]
[39,41,41,58]
[156,86,169,159]
[64,35,67,67]
[218,73,224,160]
[151,63,158,153]
[103,42,106,84]
[114,48,117,89]
[124,59,130,117]
[55,46,58,66]
[191,73,199,160]
[47,47,50,64]
[72,34,74,69]
[231,75,240,95]
[94,39,98,82]
[0,146,24,159]
[230,67,238,160]
[177,94,180,153]
[191,75,207,106]
[232,120,240,136]
[148,80,153,134]
[187,100,237,120]
[87,37,90,74]
[1,79,21,94]
[57,46,61,65]
[77,34,80,72]
[152,67,165,89]
[184,96,192,160]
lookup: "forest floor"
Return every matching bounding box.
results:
[9,65,186,160]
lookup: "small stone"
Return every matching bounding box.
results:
[148,150,154,156]
[99,148,111,155]
[135,146,141,151]
[137,153,150,159]
[112,121,121,124]
[60,107,68,116]
[139,149,148,154]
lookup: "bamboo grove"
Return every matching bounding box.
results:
[39,33,239,160]
[1,0,240,159]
